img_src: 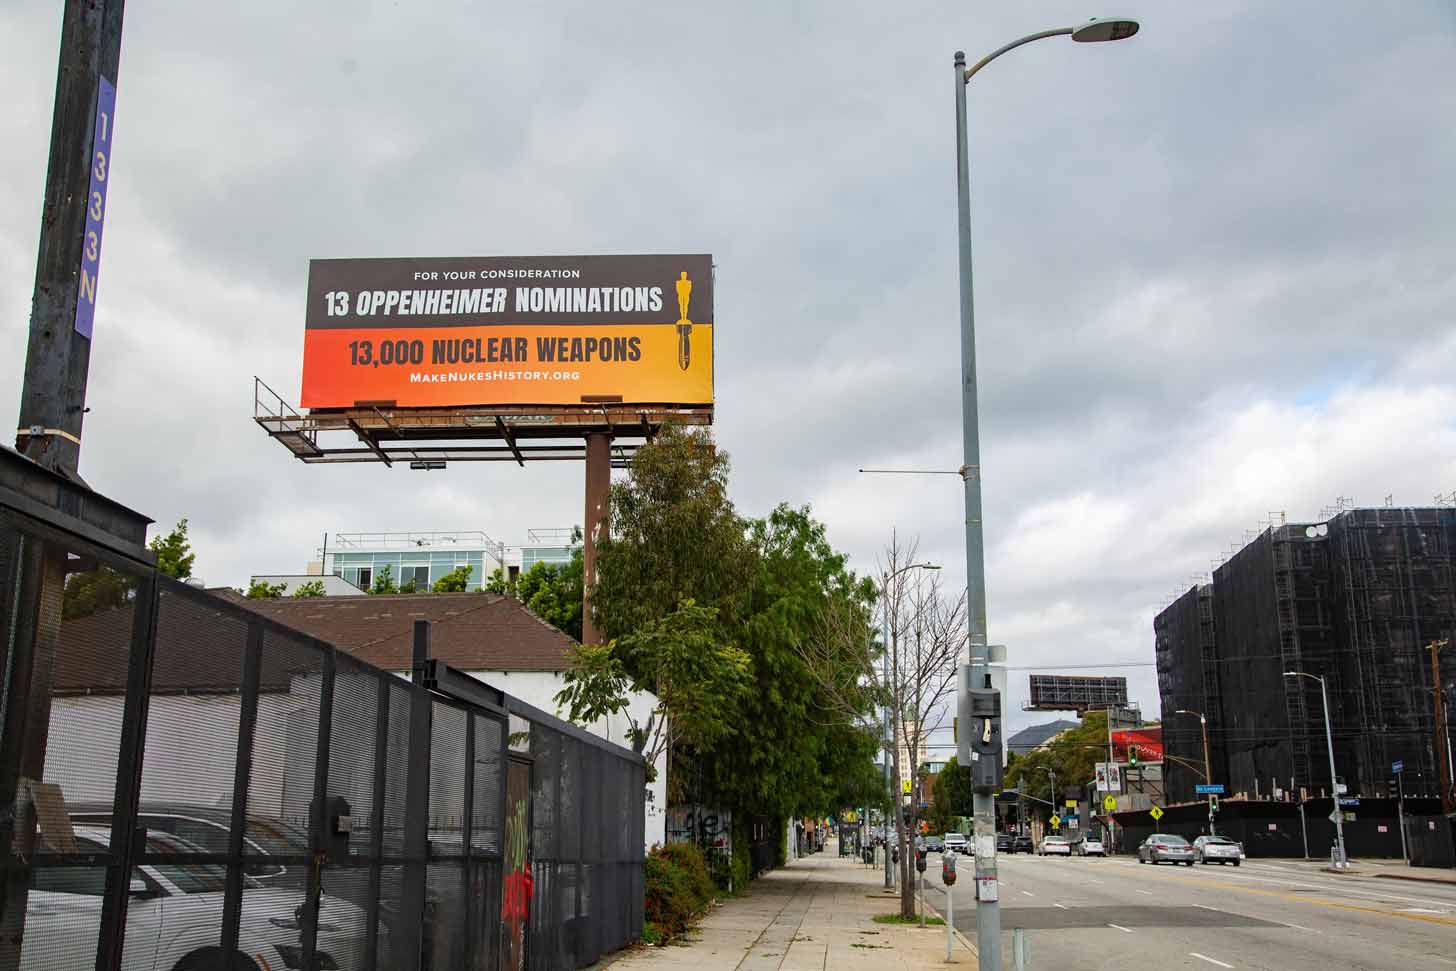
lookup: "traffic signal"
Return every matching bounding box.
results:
[1128,745,1139,767]
[1209,794,1219,814]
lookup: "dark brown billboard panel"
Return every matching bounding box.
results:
[301,254,713,410]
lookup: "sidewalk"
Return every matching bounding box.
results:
[598,849,973,969]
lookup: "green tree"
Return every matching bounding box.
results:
[926,756,973,835]
[556,600,751,780]
[369,564,397,595]
[62,568,135,620]
[515,554,584,641]
[292,579,326,598]
[432,564,474,592]
[590,425,755,642]
[148,519,195,580]
[484,567,511,595]
[245,579,288,598]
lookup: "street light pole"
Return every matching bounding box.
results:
[952,20,1139,966]
[1175,709,1213,834]
[1285,671,1347,869]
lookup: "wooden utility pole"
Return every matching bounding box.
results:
[1431,639,1453,815]
[17,0,126,479]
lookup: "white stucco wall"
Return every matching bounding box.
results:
[466,670,667,851]
[46,670,666,853]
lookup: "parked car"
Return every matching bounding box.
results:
[924,835,945,853]
[943,832,969,856]
[1076,837,1106,857]
[1012,835,1034,854]
[1138,833,1196,865]
[28,826,369,971]
[1038,836,1072,856]
[996,834,1013,854]
[1193,835,1245,866]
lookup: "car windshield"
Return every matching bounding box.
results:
[1157,835,1190,846]
[1205,837,1236,844]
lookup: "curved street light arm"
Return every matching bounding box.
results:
[962,28,1074,83]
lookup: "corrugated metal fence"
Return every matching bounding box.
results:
[0,499,643,971]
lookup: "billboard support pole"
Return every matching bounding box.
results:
[582,432,612,644]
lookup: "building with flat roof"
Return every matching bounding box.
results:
[1155,506,1456,803]
[252,528,582,594]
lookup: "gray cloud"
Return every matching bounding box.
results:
[3,1,1455,734]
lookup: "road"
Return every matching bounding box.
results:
[924,852,1456,970]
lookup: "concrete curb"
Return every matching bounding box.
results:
[1372,870,1456,885]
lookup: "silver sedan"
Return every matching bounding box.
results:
[1137,833,1195,865]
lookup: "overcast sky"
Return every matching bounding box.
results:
[4,2,1454,740]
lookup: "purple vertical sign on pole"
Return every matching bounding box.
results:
[74,77,116,339]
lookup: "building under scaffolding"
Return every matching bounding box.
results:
[1154,584,1226,803]
[1155,507,1456,801]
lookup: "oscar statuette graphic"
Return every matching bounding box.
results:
[675,271,693,370]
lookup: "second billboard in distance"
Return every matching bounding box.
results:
[301,254,714,410]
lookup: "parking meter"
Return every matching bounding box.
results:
[915,848,927,873]
[892,845,899,865]
[941,853,957,886]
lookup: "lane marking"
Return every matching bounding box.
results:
[1136,889,1153,895]
[1194,904,1220,911]
[1280,922,1311,931]
[1190,953,1234,968]
[1129,869,1456,927]
[1054,903,1068,910]
[1107,923,1133,933]
[1020,890,1034,897]
[1198,866,1456,909]
[1087,879,1105,885]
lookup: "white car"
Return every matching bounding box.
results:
[1038,836,1072,856]
[943,832,970,855]
[1193,835,1245,866]
[1076,838,1106,857]
[22,827,370,971]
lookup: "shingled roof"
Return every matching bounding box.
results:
[227,591,576,672]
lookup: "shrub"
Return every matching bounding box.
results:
[643,843,717,941]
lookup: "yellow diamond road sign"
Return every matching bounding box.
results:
[1103,795,1116,812]
[1049,814,1061,828]
[1149,805,1164,821]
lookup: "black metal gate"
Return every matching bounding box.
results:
[0,481,644,971]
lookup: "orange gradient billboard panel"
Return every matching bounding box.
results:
[300,255,713,409]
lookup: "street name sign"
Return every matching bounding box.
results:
[1065,800,1078,808]
[1195,784,1225,795]
[1392,760,1404,773]
[1149,805,1164,822]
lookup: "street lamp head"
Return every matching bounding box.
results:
[1070,17,1140,43]
[920,563,942,571]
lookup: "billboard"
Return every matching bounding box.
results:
[1111,727,1164,763]
[300,255,713,409]
[1026,674,1128,712]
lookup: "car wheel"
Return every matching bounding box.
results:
[1233,860,1241,867]
[173,950,259,971]
[1184,861,1194,867]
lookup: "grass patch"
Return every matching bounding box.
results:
[872,913,945,926]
